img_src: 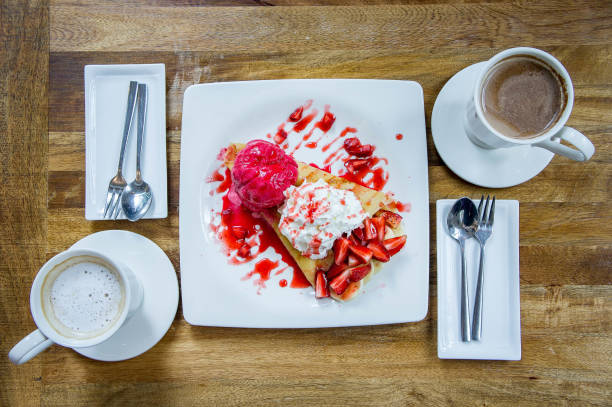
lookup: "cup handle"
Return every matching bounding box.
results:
[8,329,54,365]
[534,126,595,162]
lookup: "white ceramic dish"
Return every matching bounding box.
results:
[431,62,556,188]
[71,230,178,361]
[84,64,168,220]
[437,199,521,360]
[180,79,429,328]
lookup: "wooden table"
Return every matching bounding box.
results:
[2,0,611,405]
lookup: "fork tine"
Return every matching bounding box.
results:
[477,195,485,223]
[483,195,490,225]
[103,190,113,218]
[488,196,496,226]
[107,192,120,220]
[112,196,122,220]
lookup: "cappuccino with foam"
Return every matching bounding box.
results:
[41,256,125,339]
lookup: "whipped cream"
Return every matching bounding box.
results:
[278,179,367,259]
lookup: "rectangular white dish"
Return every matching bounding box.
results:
[180,79,429,328]
[437,199,521,360]
[84,63,167,220]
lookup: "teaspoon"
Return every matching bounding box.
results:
[121,83,152,221]
[446,197,478,342]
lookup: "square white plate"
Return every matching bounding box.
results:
[84,64,168,220]
[437,199,521,360]
[180,79,428,328]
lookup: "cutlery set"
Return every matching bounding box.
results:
[447,195,496,342]
[103,81,152,221]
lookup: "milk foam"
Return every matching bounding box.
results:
[42,257,125,338]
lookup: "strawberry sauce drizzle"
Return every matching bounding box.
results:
[207,168,307,291]
[395,133,403,140]
[394,201,411,213]
[293,109,318,133]
[242,259,278,290]
[322,127,357,152]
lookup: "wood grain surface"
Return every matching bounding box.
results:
[1,0,611,405]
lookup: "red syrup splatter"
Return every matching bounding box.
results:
[322,127,357,152]
[396,133,403,140]
[207,167,308,290]
[302,107,337,149]
[293,109,318,132]
[242,259,278,291]
[340,156,389,191]
[394,201,411,213]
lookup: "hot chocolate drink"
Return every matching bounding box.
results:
[481,55,567,139]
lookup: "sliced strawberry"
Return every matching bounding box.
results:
[343,137,375,157]
[375,209,403,228]
[344,158,370,172]
[363,218,376,240]
[354,144,375,157]
[289,106,303,122]
[349,263,372,282]
[237,243,251,258]
[383,235,407,256]
[319,111,336,131]
[352,226,365,242]
[347,254,363,267]
[329,269,351,295]
[333,237,350,265]
[327,262,349,279]
[315,270,329,298]
[348,242,373,263]
[367,241,390,262]
[371,217,386,242]
[348,233,360,246]
[343,137,361,154]
[273,128,288,144]
[230,225,248,240]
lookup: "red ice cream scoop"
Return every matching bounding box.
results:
[230,140,298,211]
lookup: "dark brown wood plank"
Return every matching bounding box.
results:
[0,0,49,405]
[52,0,515,6]
[50,2,612,52]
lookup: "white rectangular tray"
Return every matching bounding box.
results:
[180,79,429,328]
[437,199,521,360]
[84,64,167,220]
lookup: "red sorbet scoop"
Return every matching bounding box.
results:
[230,140,298,211]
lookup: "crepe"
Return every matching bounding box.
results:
[224,143,396,301]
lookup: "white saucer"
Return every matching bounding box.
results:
[70,230,178,361]
[431,62,555,188]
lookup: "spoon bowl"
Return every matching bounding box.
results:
[447,197,478,240]
[446,197,478,342]
[122,180,152,221]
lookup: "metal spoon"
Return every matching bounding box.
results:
[121,83,152,221]
[447,197,478,342]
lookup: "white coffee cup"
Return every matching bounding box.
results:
[8,249,143,365]
[464,47,595,161]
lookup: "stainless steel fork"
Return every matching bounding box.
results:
[103,81,139,219]
[472,194,495,340]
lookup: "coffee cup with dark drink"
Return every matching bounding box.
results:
[464,47,594,161]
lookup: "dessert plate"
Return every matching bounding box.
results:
[437,199,521,360]
[180,79,429,328]
[84,64,168,220]
[71,230,178,361]
[431,62,555,188]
